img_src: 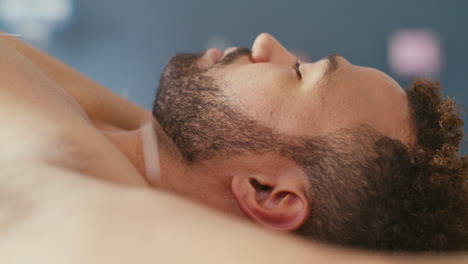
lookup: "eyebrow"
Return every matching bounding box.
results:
[320,53,340,85]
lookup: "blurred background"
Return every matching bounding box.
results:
[0,0,466,153]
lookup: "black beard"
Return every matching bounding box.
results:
[152,50,284,163]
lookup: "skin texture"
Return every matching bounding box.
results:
[1,31,466,262]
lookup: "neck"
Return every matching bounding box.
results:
[101,120,241,215]
[100,119,188,189]
[149,121,189,190]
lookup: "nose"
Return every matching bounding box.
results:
[251,33,297,65]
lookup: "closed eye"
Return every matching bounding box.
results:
[293,58,302,80]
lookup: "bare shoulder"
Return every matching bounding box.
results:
[0,33,152,130]
[0,38,89,121]
[0,38,146,185]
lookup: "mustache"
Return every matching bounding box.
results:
[218,47,252,66]
[167,52,204,69]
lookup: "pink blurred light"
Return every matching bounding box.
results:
[388,29,442,77]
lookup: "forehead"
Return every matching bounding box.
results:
[355,66,404,93]
[332,65,415,145]
[280,62,413,145]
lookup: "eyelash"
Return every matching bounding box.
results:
[293,58,302,80]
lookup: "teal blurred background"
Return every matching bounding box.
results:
[1,0,466,153]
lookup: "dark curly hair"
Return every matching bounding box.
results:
[296,79,468,252]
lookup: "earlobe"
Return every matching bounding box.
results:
[231,175,309,231]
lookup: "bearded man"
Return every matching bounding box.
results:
[0,32,465,262]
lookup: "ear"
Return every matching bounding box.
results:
[231,174,310,231]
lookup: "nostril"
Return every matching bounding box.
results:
[251,32,296,65]
[253,33,274,47]
[251,48,269,63]
[252,33,273,63]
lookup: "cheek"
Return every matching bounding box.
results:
[214,67,328,137]
[217,66,293,120]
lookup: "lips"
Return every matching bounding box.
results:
[202,46,246,68]
[223,47,239,57]
[206,48,223,63]
[207,47,240,63]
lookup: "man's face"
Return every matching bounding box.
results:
[154,33,413,164]
[211,34,413,144]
